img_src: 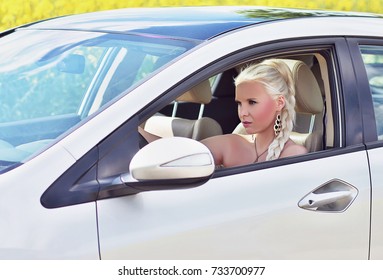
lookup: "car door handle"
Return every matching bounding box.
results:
[298,191,351,208]
[298,179,358,212]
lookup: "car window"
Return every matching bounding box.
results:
[140,51,335,170]
[359,45,383,139]
[0,29,194,172]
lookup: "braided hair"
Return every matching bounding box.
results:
[234,59,296,161]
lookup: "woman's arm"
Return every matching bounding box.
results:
[201,135,226,166]
[201,134,252,167]
[280,139,308,158]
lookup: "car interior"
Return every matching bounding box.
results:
[142,53,335,162]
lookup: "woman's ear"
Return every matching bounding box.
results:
[276,96,285,110]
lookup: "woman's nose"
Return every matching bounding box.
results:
[239,105,248,117]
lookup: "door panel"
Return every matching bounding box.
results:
[368,146,383,259]
[350,42,383,259]
[97,151,370,259]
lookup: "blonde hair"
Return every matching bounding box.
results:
[234,59,296,160]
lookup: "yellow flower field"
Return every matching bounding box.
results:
[1,0,382,31]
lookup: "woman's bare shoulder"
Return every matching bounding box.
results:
[281,139,308,158]
[202,133,249,145]
[201,133,254,167]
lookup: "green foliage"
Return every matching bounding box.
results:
[1,0,383,31]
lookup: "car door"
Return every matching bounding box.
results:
[349,40,383,259]
[96,37,371,259]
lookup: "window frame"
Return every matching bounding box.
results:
[348,39,383,146]
[346,38,382,145]
[137,37,360,177]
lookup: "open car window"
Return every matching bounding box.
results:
[139,51,335,171]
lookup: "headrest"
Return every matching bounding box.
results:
[176,79,212,104]
[283,59,324,114]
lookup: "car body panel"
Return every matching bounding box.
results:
[98,151,370,259]
[23,7,259,41]
[19,6,381,41]
[367,146,383,259]
[0,144,99,259]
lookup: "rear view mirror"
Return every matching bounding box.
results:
[130,137,214,181]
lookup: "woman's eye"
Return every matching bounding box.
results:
[249,100,257,105]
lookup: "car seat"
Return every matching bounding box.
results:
[144,80,223,140]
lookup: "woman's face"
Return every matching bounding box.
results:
[235,81,283,135]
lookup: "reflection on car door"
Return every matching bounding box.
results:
[96,150,370,259]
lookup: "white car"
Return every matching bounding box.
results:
[0,6,383,259]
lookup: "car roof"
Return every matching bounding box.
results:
[21,6,382,41]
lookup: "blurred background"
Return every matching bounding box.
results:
[1,0,382,31]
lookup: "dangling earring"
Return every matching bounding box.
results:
[274,114,281,136]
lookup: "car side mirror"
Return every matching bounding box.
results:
[129,137,214,180]
[91,137,215,202]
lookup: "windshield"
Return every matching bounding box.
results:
[0,29,194,172]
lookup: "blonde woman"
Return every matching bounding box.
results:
[139,59,307,168]
[201,59,307,167]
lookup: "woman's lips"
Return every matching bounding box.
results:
[242,121,251,128]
